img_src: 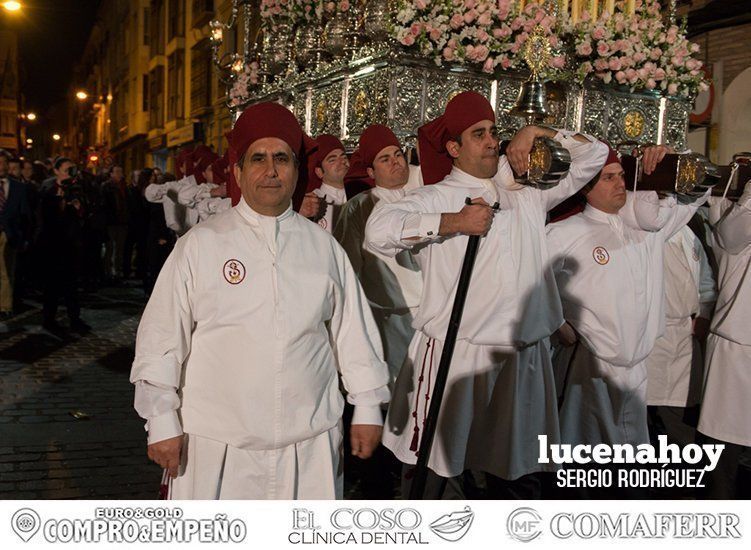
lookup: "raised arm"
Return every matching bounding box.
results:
[712,181,751,254]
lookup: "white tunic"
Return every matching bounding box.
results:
[144,176,199,235]
[313,182,348,233]
[366,131,608,479]
[698,192,751,446]
[131,199,390,496]
[646,226,716,407]
[334,185,423,383]
[546,197,705,446]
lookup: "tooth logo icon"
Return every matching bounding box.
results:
[429,506,474,542]
[11,508,41,542]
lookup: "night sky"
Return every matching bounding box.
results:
[13,0,101,114]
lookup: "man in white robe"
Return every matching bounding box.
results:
[365,91,607,498]
[307,134,350,234]
[546,147,709,452]
[130,102,390,500]
[646,225,716,448]
[335,125,422,384]
[144,147,200,236]
[697,181,751,498]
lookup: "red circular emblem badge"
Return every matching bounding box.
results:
[592,246,610,265]
[223,259,246,284]
[318,217,328,230]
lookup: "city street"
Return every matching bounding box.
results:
[0,286,161,499]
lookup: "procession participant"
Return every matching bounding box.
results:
[175,146,222,220]
[308,134,350,233]
[334,124,423,384]
[195,154,232,222]
[646,225,716,448]
[144,147,199,236]
[365,91,607,498]
[697,181,751,498]
[546,145,710,455]
[130,102,390,500]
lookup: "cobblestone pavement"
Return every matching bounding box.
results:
[0,286,162,499]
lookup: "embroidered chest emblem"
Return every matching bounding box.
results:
[223,259,246,284]
[693,247,700,261]
[318,217,328,230]
[592,246,610,265]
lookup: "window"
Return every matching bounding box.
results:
[142,74,149,112]
[167,50,185,121]
[168,0,185,40]
[150,0,165,57]
[143,8,150,46]
[191,0,214,28]
[149,66,165,128]
[190,40,212,114]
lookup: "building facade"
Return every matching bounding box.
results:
[70,0,241,175]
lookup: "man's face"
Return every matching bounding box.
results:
[586,163,627,213]
[54,161,74,181]
[9,161,21,178]
[21,161,33,180]
[315,148,349,186]
[448,120,499,179]
[0,156,8,176]
[111,166,124,182]
[366,145,409,189]
[233,137,298,216]
[204,164,214,184]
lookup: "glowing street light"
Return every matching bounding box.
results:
[26,112,37,121]
[52,133,61,141]
[76,90,89,101]
[2,1,22,12]
[26,138,33,144]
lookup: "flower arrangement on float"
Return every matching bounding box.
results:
[260,0,352,28]
[393,1,566,76]
[566,0,707,98]
[228,61,260,108]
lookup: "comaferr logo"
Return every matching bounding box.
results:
[507,507,542,542]
[592,246,610,265]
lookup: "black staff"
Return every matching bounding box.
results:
[409,197,499,499]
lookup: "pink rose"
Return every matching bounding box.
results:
[667,83,679,95]
[608,57,622,71]
[615,70,626,83]
[625,68,637,80]
[597,42,610,56]
[654,68,666,80]
[647,78,657,89]
[477,29,489,42]
[430,27,442,41]
[450,13,463,29]
[592,27,606,40]
[463,10,477,24]
[415,0,426,8]
[477,11,492,26]
[401,34,416,46]
[577,42,593,56]
[339,1,349,10]
[483,57,494,73]
[500,57,511,69]
[594,58,609,71]
[637,67,649,80]
[550,56,565,69]
[465,0,476,8]
[650,47,661,60]
[443,47,455,61]
[410,23,421,36]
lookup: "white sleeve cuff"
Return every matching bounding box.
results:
[352,405,384,426]
[146,411,183,445]
[403,212,441,240]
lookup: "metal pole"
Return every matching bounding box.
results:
[409,198,498,499]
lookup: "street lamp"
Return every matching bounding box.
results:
[52,133,61,141]
[2,1,22,12]
[25,138,33,144]
[76,91,88,101]
[26,112,36,121]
